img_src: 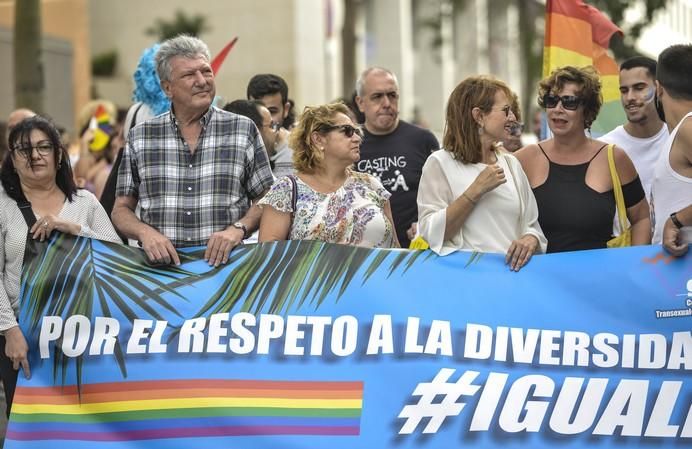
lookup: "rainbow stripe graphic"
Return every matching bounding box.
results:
[543,0,625,135]
[7,379,363,441]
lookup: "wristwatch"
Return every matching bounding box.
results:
[232,222,248,239]
[670,212,684,229]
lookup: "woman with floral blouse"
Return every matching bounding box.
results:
[259,102,398,248]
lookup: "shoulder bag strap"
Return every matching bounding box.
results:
[16,199,37,229]
[288,175,298,233]
[131,103,143,125]
[607,144,628,231]
[16,198,47,264]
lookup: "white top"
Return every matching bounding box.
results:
[601,123,669,199]
[271,140,295,180]
[0,187,121,331]
[123,102,156,139]
[651,111,692,244]
[418,150,547,256]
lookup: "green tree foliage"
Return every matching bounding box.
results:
[146,9,210,41]
[14,0,44,113]
[91,50,118,77]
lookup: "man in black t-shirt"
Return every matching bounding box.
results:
[354,67,439,247]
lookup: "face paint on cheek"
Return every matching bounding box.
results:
[642,86,655,104]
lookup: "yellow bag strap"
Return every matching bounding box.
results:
[607,144,628,231]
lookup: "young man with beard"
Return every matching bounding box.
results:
[247,74,295,178]
[601,57,668,200]
[354,67,439,247]
[651,44,692,256]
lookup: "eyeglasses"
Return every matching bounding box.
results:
[321,124,364,139]
[507,122,524,137]
[264,121,281,132]
[543,94,582,111]
[12,142,54,158]
[490,105,515,117]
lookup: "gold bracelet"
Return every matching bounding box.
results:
[462,192,477,205]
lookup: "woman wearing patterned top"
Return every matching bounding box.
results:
[0,116,120,414]
[259,103,398,248]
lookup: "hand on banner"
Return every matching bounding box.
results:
[505,234,539,271]
[205,226,244,267]
[140,227,180,266]
[5,326,31,379]
[662,217,688,257]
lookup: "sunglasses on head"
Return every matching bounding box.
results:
[543,94,582,111]
[322,124,364,138]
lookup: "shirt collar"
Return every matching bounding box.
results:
[168,105,215,131]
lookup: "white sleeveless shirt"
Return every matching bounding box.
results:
[651,111,692,244]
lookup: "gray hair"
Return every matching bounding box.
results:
[355,67,399,97]
[155,35,211,82]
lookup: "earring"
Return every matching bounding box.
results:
[478,125,484,135]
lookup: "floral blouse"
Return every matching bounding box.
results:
[259,171,396,248]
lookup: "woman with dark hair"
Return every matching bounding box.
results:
[515,66,650,253]
[258,102,398,248]
[0,116,119,414]
[418,76,546,271]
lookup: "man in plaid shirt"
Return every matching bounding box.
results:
[113,35,274,267]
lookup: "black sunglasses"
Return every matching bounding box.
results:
[543,94,582,111]
[322,124,364,138]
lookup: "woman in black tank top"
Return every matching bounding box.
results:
[514,66,651,253]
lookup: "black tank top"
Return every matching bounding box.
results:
[533,144,615,253]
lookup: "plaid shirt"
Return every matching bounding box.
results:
[116,106,274,247]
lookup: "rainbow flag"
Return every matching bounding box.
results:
[88,104,114,152]
[543,0,625,135]
[8,379,363,442]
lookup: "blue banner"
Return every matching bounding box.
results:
[5,235,691,448]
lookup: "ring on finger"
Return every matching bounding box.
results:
[43,221,48,228]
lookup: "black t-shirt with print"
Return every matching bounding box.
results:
[354,120,439,247]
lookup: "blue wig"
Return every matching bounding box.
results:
[132,44,170,116]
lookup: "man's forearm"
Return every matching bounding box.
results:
[236,204,264,234]
[112,204,155,242]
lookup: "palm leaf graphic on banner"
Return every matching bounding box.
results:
[21,235,436,387]
[21,234,196,387]
[183,240,436,318]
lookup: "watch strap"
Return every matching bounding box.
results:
[670,212,684,229]
[232,222,248,239]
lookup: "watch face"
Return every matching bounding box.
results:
[233,222,247,237]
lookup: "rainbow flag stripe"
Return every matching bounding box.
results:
[7,379,363,441]
[543,0,625,135]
